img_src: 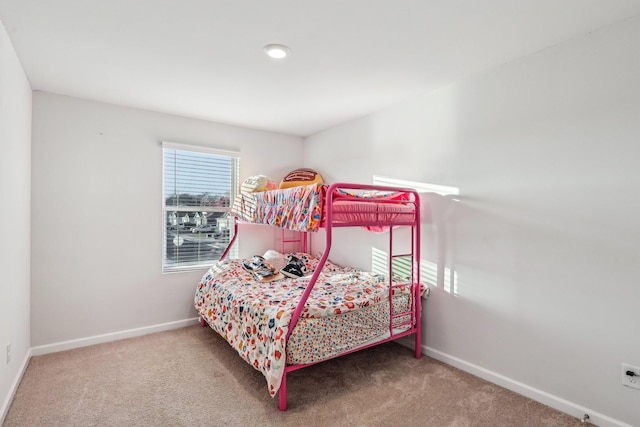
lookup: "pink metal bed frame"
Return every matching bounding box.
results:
[208,182,422,411]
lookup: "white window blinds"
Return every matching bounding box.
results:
[162,143,239,272]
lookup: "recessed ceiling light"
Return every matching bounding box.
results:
[264,44,290,59]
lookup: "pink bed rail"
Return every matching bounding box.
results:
[215,182,422,411]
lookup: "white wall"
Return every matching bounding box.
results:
[0,17,32,422]
[305,16,640,427]
[30,92,303,347]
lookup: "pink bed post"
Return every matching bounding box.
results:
[278,232,333,411]
[279,372,287,410]
[278,185,338,411]
[218,217,239,262]
[387,187,422,359]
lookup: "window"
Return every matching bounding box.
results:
[162,142,239,272]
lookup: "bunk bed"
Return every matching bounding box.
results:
[194,182,424,410]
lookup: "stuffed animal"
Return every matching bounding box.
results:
[279,168,323,189]
[240,175,277,193]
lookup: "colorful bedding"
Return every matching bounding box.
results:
[231,183,325,232]
[230,183,417,232]
[286,293,412,364]
[194,254,421,397]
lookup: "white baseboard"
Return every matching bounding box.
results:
[0,347,32,426]
[31,317,200,356]
[396,337,631,427]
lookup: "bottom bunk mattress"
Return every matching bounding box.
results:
[194,253,422,397]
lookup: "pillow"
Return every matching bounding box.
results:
[263,249,288,271]
[241,175,277,193]
[279,168,323,189]
[261,250,316,280]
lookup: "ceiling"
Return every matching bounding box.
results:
[1,1,640,137]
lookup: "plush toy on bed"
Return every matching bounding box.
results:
[240,175,278,194]
[279,168,323,189]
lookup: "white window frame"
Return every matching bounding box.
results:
[162,141,239,273]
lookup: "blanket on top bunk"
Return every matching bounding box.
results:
[231,183,415,232]
[194,253,421,397]
[231,183,325,232]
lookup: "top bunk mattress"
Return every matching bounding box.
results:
[231,183,418,232]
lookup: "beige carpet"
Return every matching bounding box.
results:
[4,326,586,427]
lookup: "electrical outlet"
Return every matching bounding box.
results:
[6,342,10,364]
[622,363,640,390]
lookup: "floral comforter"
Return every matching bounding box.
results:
[231,183,325,232]
[194,255,415,397]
